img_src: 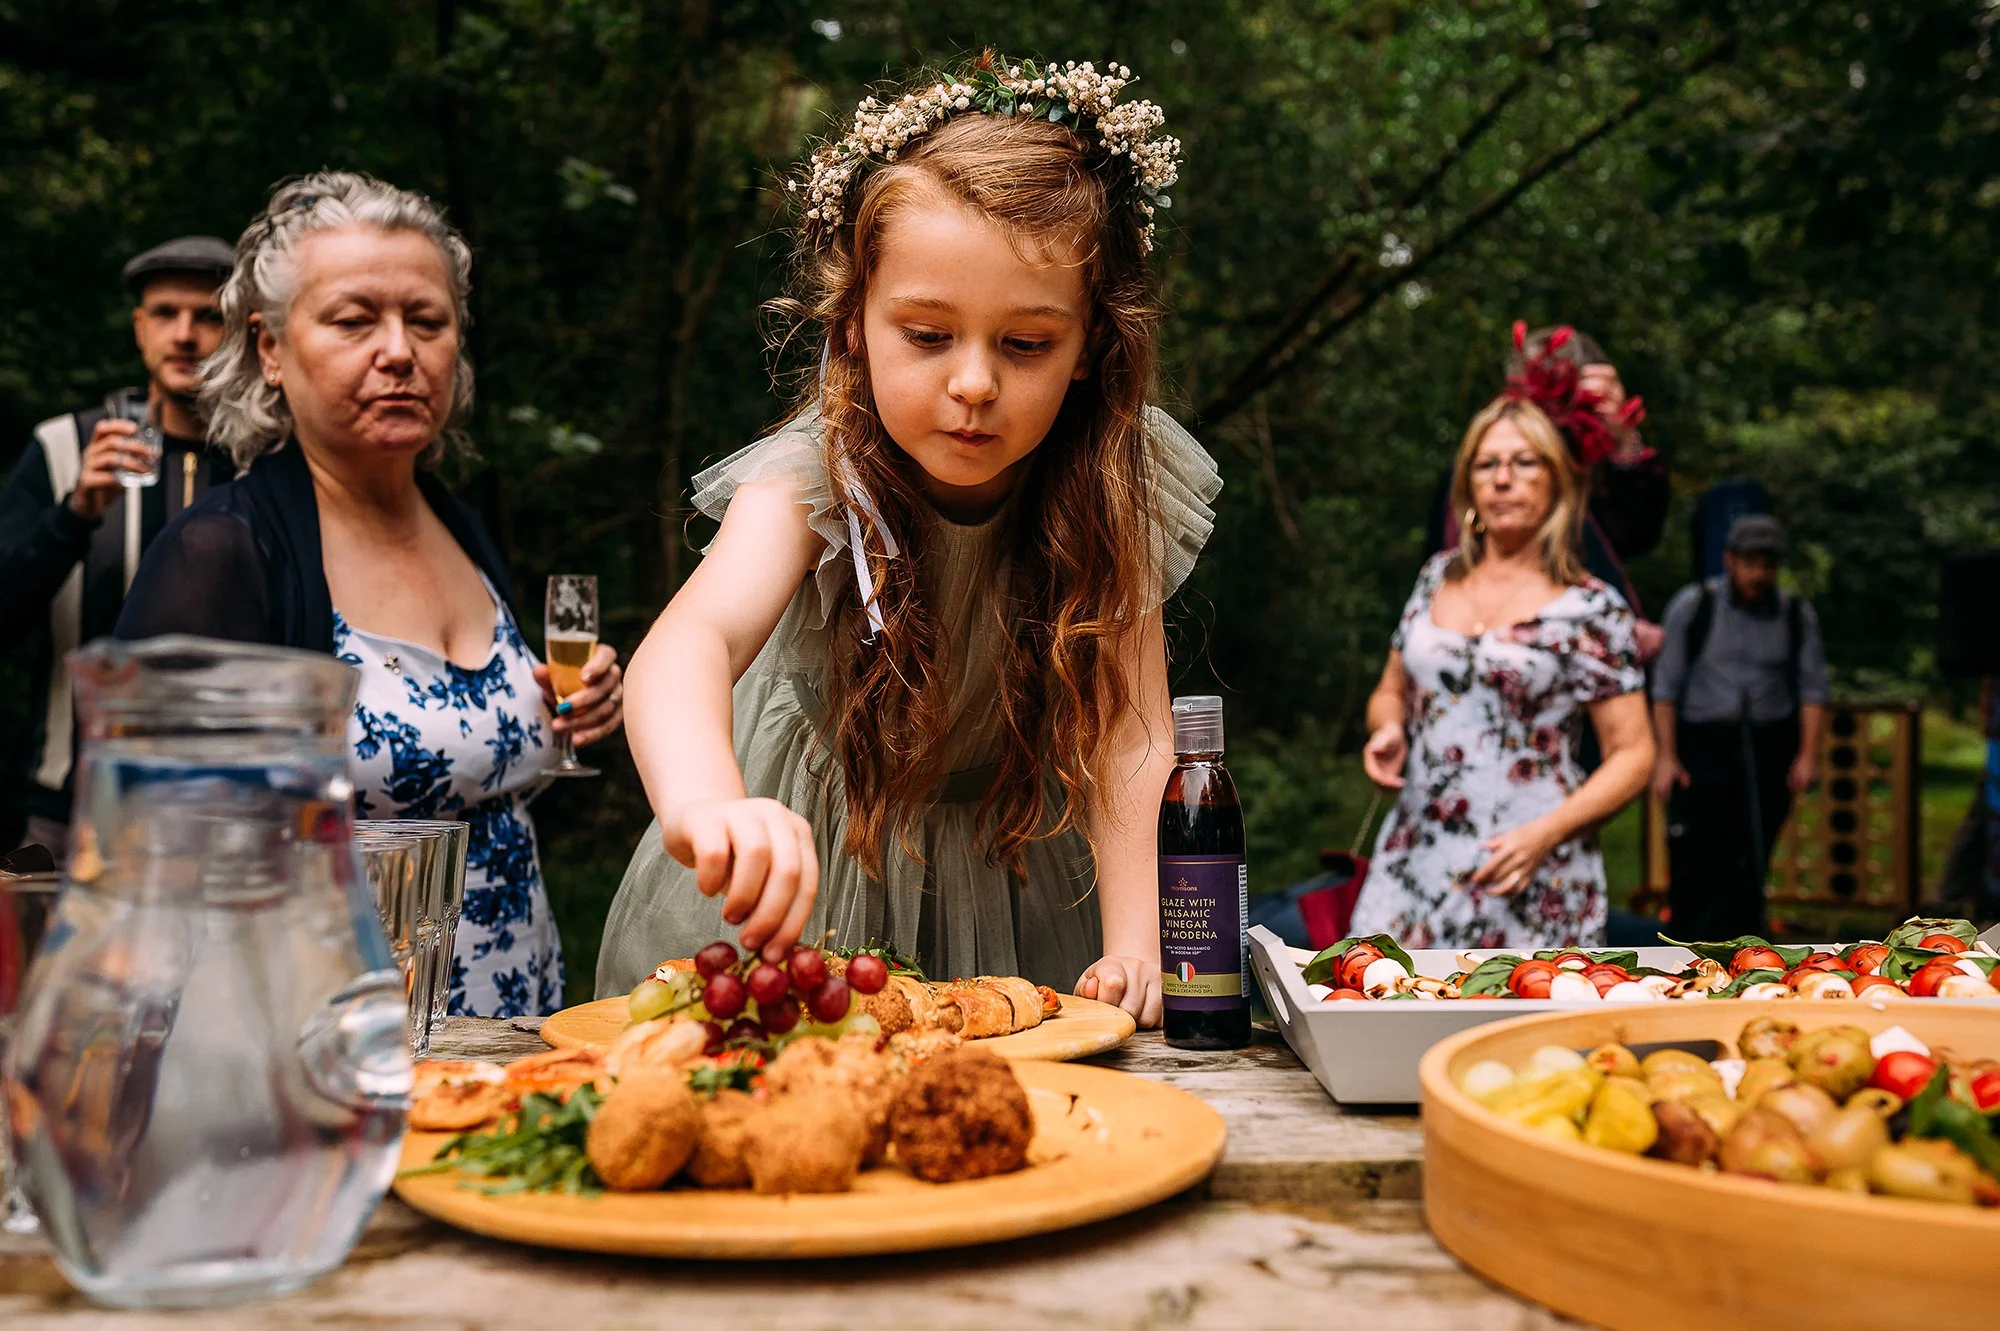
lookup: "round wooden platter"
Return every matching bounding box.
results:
[1420,1002,2000,1331]
[539,992,1137,1063]
[392,1059,1225,1259]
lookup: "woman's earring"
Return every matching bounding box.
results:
[1465,506,1486,537]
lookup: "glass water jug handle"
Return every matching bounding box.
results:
[297,970,415,1108]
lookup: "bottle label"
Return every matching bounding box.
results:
[1159,854,1249,1011]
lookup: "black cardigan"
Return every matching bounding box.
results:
[114,442,516,650]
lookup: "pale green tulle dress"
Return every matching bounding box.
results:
[594,407,1223,997]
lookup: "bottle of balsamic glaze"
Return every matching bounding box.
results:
[1159,695,1250,1050]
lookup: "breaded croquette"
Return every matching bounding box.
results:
[742,1096,867,1194]
[889,1046,1033,1183]
[763,1034,903,1165]
[685,1088,758,1189]
[585,1072,700,1191]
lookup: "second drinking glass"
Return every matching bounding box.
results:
[544,573,600,778]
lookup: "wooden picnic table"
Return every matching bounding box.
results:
[0,1018,1570,1330]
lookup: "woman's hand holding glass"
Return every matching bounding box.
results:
[532,644,624,748]
[661,797,820,962]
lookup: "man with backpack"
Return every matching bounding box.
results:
[1649,514,1830,938]
[0,236,235,860]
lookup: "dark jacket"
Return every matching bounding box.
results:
[113,441,516,650]
[0,399,232,822]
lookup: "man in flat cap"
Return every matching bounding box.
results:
[1649,514,1831,937]
[0,235,237,861]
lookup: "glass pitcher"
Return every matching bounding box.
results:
[5,636,412,1309]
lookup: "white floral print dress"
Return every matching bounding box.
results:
[334,575,564,1017]
[1349,552,1644,950]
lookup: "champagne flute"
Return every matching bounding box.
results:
[545,574,601,778]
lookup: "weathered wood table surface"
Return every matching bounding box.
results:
[0,1018,1572,1330]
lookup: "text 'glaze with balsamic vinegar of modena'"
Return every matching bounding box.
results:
[1158,695,1250,1049]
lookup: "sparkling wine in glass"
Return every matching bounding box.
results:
[545,574,600,778]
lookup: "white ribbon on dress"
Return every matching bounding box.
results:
[821,339,899,643]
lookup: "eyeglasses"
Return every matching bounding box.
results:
[1471,454,1546,481]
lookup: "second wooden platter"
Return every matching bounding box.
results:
[394,1060,1225,1259]
[539,992,1137,1062]
[1420,1002,2000,1331]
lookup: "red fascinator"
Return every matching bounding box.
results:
[1502,321,1646,469]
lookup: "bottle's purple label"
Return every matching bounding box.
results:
[1159,854,1249,1011]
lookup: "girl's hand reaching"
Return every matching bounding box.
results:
[1077,954,1163,1029]
[661,798,820,961]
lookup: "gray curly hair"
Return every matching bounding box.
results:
[201,170,476,470]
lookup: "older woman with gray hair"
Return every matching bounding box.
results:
[117,170,622,1018]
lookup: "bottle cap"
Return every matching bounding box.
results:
[1171,695,1224,755]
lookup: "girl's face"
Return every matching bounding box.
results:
[860,196,1091,519]
[1469,417,1555,539]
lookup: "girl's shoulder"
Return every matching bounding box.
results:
[690,409,850,629]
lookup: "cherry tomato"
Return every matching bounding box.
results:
[1336,944,1384,993]
[1509,959,1558,1000]
[1583,963,1632,982]
[1850,974,1902,997]
[1549,950,1593,970]
[1908,957,1962,998]
[1964,1067,2000,1113]
[1801,952,1850,972]
[1587,970,1625,997]
[1730,946,1786,976]
[1919,932,1970,954]
[1870,1049,1940,1101]
[1844,943,1890,976]
[1323,989,1368,1002]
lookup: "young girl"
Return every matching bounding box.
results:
[595,60,1217,1027]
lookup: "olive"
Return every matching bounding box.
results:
[1735,1058,1797,1107]
[1789,1031,1876,1101]
[1720,1109,1821,1184]
[1867,1139,1979,1205]
[1647,1067,1725,1104]
[1640,1048,1714,1080]
[1845,1087,1902,1118]
[1688,1093,1742,1138]
[1738,1016,1802,1061]
[1823,1167,1870,1195]
[1803,1105,1890,1173]
[1648,1099,1720,1167]
[1586,1043,1642,1078]
[1759,1082,1839,1137]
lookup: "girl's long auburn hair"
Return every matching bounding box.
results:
[779,111,1162,878]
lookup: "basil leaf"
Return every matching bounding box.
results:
[1907,1066,2000,1179]
[1884,917,1978,950]
[1458,955,1528,997]
[1657,934,1814,967]
[1711,968,1786,998]
[1300,934,1418,986]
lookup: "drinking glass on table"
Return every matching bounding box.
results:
[103,391,164,489]
[357,819,468,1033]
[1,868,60,1237]
[356,834,432,1060]
[545,573,601,778]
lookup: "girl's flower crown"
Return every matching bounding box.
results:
[790,56,1183,253]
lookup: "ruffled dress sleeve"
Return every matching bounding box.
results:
[1392,551,1456,653]
[689,409,854,631]
[1140,406,1224,610]
[1567,581,1646,703]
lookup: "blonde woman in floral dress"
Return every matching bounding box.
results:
[1352,374,1654,950]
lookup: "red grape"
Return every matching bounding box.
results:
[807,977,851,1023]
[846,953,889,995]
[761,994,801,1035]
[788,948,828,994]
[700,1020,725,1055]
[747,963,790,1006]
[724,1018,762,1044]
[702,970,747,1021]
[694,940,738,978]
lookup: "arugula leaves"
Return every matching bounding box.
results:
[402,1086,606,1197]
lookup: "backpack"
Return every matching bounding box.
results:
[1676,582,1805,711]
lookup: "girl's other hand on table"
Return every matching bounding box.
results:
[1077,954,1163,1028]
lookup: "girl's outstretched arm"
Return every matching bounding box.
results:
[1075,607,1176,1027]
[624,478,825,961]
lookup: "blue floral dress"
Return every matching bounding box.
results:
[1349,552,1645,950]
[334,576,564,1018]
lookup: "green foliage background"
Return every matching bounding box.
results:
[3,1,1996,991]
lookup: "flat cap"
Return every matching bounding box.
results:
[1726,513,1787,558]
[121,235,235,294]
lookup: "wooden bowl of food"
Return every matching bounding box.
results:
[1420,1002,2000,1331]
